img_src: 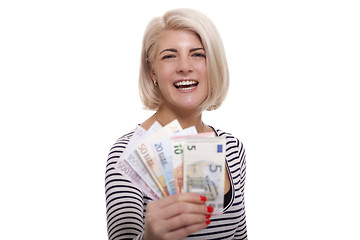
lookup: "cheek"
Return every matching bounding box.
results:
[194,61,207,76]
[155,64,173,81]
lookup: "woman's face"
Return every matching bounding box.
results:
[150,30,208,112]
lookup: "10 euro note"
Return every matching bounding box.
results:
[183,137,226,214]
[152,126,198,195]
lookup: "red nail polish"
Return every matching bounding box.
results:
[206,220,211,225]
[207,206,214,213]
[205,214,211,219]
[200,195,207,202]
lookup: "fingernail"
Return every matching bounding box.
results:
[207,206,214,213]
[206,220,211,225]
[200,195,207,202]
[205,214,211,219]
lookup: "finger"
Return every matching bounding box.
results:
[164,220,211,240]
[145,202,214,228]
[150,193,207,209]
[165,212,211,232]
[159,201,213,220]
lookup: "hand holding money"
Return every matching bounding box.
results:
[116,120,226,214]
[143,193,213,240]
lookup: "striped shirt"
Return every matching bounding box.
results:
[105,127,247,239]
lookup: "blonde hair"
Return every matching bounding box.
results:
[139,8,229,111]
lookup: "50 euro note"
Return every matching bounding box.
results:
[136,119,182,197]
[183,137,226,214]
[117,121,164,199]
[114,124,161,200]
[152,126,198,195]
[170,132,215,194]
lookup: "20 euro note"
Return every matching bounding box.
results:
[171,132,215,194]
[152,126,198,195]
[136,119,182,197]
[118,121,164,199]
[183,137,226,214]
[114,124,160,200]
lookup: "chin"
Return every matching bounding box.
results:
[171,101,204,112]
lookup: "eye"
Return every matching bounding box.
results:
[192,52,206,58]
[161,54,176,60]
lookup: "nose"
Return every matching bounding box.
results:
[176,56,193,74]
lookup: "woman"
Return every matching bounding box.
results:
[105,8,247,240]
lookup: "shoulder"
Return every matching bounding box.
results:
[210,126,246,170]
[109,129,136,153]
[211,127,245,150]
[113,130,135,148]
[106,129,136,170]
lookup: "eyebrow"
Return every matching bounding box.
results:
[159,47,205,55]
[190,47,205,53]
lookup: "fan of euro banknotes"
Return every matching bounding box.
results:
[115,119,226,213]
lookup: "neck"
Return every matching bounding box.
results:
[155,105,204,133]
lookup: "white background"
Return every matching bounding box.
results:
[1,0,359,239]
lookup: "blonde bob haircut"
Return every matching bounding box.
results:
[139,8,229,111]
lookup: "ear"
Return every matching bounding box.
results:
[148,63,156,81]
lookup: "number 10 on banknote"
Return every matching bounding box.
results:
[183,137,226,214]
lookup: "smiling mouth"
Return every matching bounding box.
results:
[173,80,199,90]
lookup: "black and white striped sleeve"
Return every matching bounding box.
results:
[234,140,247,239]
[105,132,151,240]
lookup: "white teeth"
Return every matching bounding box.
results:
[174,80,198,87]
[180,86,196,91]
